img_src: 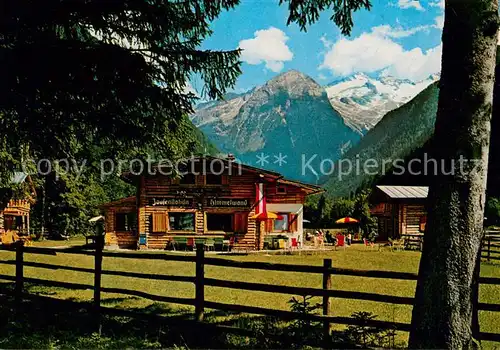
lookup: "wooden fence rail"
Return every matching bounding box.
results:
[1,242,499,343]
[483,234,500,261]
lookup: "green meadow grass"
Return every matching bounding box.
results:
[0,240,499,348]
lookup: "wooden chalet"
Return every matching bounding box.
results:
[100,156,323,250]
[370,185,428,240]
[0,172,36,244]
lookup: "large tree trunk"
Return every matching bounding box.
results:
[409,0,498,348]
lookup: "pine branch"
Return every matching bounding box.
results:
[279,0,371,35]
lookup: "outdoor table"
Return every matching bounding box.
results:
[267,235,288,249]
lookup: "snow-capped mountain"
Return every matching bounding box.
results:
[191,70,361,182]
[325,73,439,133]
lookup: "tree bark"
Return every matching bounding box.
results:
[409,0,498,348]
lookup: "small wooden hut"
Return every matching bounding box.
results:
[0,172,37,244]
[370,185,428,240]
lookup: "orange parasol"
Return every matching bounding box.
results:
[250,212,284,220]
[335,217,360,224]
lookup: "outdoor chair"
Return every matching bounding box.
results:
[214,237,224,251]
[390,238,405,251]
[263,236,273,250]
[205,238,215,251]
[187,237,195,251]
[173,237,187,251]
[278,239,286,249]
[222,238,231,251]
[194,238,206,249]
[289,237,298,251]
[335,235,345,250]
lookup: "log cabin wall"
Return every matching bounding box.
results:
[371,201,426,239]
[266,183,306,204]
[101,158,320,250]
[101,197,137,249]
[371,203,394,240]
[401,204,426,234]
[370,186,428,240]
[392,203,400,238]
[135,171,263,250]
[1,199,32,244]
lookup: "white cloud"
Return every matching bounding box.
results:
[320,35,334,49]
[372,24,431,38]
[320,26,442,82]
[429,0,445,9]
[434,15,444,29]
[398,0,425,11]
[238,27,293,72]
[383,44,442,81]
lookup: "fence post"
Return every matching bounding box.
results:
[15,240,24,313]
[195,244,205,322]
[323,258,332,344]
[94,235,104,332]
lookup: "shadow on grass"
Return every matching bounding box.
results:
[0,282,366,349]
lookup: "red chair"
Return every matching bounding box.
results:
[363,237,375,248]
[336,234,345,250]
[290,237,298,250]
[187,237,195,251]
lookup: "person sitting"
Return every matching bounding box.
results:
[305,231,312,241]
[317,230,324,247]
[325,230,332,244]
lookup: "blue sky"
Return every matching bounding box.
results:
[193,0,445,93]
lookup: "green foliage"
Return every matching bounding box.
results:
[288,294,322,344]
[74,332,162,349]
[352,190,372,235]
[342,311,397,348]
[0,0,239,181]
[29,125,218,237]
[330,197,355,221]
[486,197,500,226]
[305,192,368,229]
[280,0,371,35]
[316,195,332,226]
[1,0,225,232]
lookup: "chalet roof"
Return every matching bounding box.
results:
[277,178,324,195]
[121,156,282,181]
[99,196,136,208]
[376,185,428,199]
[121,155,323,194]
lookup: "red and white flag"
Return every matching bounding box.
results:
[255,182,266,216]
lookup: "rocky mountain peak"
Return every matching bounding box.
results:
[191,69,359,182]
[262,70,323,97]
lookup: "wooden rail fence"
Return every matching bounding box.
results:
[0,241,499,343]
[483,232,500,262]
